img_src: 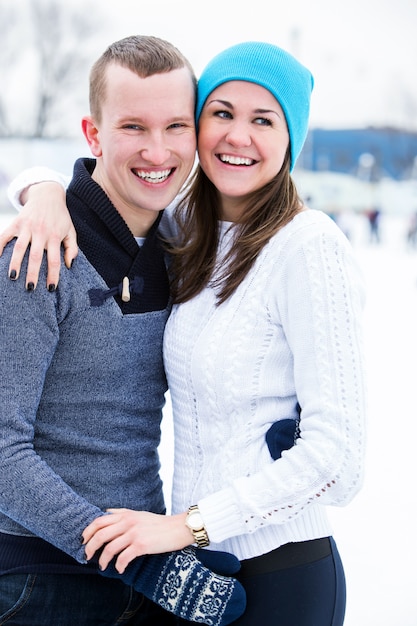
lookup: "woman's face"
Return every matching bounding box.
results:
[197,80,290,221]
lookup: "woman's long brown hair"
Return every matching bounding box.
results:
[168,151,304,306]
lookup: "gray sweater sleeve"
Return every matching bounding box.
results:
[0,246,103,563]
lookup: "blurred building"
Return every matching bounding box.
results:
[294,127,417,216]
[300,127,417,181]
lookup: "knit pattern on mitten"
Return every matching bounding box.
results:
[101,546,246,626]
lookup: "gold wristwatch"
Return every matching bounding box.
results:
[185,505,210,548]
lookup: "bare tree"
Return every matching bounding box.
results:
[0,0,108,138]
[0,3,20,136]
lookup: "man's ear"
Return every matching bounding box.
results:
[82,116,102,157]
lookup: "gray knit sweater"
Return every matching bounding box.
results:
[0,159,169,570]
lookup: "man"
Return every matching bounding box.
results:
[0,35,245,626]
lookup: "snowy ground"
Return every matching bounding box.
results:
[321,214,417,626]
[1,210,416,625]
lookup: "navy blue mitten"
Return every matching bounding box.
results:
[266,417,300,460]
[101,546,246,625]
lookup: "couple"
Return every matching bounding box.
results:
[0,34,367,626]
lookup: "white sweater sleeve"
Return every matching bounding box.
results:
[7,167,70,211]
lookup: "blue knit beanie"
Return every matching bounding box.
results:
[196,41,314,172]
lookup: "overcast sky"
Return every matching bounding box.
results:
[96,0,417,131]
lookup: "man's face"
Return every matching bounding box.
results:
[83,64,196,235]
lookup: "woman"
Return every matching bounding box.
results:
[4,42,366,625]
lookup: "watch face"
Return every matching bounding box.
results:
[188,512,204,530]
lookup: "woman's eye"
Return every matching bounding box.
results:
[254,117,273,126]
[215,110,232,119]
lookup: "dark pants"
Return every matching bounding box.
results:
[171,536,345,626]
[0,572,175,625]
[232,537,346,626]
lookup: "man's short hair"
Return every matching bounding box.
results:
[89,35,197,122]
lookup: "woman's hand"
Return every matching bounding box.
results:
[0,182,78,290]
[83,509,192,573]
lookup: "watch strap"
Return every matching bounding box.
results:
[186,505,210,548]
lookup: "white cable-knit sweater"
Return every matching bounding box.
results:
[163,209,367,561]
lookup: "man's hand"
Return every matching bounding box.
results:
[0,182,78,290]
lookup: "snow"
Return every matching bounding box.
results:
[324,214,417,625]
[0,210,415,625]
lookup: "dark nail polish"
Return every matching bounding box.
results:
[26,282,35,292]
[9,269,17,280]
[48,283,56,292]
